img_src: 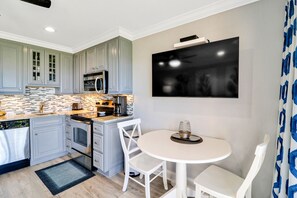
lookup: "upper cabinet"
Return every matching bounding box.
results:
[73,51,85,93]
[59,53,73,94]
[28,47,45,85]
[0,40,23,93]
[107,37,132,94]
[86,42,107,73]
[45,50,60,86]
[27,47,60,87]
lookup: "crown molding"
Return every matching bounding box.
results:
[0,0,259,53]
[0,31,74,53]
[131,0,261,40]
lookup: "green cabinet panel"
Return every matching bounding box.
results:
[0,41,23,93]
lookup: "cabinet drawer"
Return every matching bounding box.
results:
[93,151,103,170]
[31,116,63,128]
[65,125,71,132]
[93,134,103,153]
[65,116,71,122]
[65,130,71,140]
[66,140,72,153]
[93,123,103,134]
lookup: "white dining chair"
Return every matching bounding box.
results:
[117,118,168,198]
[194,134,270,198]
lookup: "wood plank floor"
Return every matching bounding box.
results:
[0,156,173,198]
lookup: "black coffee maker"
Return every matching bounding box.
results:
[113,96,127,116]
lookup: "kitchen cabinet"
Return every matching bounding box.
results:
[93,120,131,177]
[45,50,60,86]
[30,116,66,165]
[73,51,85,93]
[59,53,73,94]
[65,115,72,153]
[27,47,60,87]
[86,43,107,73]
[0,40,23,93]
[27,46,45,85]
[107,37,132,94]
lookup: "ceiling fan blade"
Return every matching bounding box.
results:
[21,0,51,8]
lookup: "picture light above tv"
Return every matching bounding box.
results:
[152,37,239,98]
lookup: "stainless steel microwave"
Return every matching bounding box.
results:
[83,71,108,94]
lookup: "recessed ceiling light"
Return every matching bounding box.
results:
[45,26,55,33]
[217,50,225,57]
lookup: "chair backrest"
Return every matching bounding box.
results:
[117,118,142,161]
[236,134,270,198]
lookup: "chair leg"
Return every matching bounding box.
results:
[195,185,202,198]
[162,162,168,190]
[145,174,151,198]
[122,163,130,192]
[246,186,252,198]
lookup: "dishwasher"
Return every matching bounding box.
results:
[0,119,30,174]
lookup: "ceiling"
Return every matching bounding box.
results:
[0,0,259,53]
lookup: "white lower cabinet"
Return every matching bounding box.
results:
[30,116,66,165]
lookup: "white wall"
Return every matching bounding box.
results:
[132,0,284,197]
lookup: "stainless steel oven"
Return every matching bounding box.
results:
[83,71,108,94]
[70,119,92,170]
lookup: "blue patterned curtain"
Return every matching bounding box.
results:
[272,0,297,197]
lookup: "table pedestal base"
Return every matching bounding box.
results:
[176,162,187,198]
[160,162,188,198]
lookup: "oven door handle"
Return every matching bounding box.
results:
[70,119,91,125]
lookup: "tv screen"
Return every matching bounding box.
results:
[152,37,239,98]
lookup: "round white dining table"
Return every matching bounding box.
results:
[137,130,232,198]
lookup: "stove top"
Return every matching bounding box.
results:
[71,112,112,121]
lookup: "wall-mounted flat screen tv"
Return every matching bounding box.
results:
[152,37,239,98]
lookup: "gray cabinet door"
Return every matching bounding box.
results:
[30,116,65,165]
[0,41,23,93]
[28,47,45,85]
[73,52,85,93]
[86,47,96,73]
[45,50,60,86]
[96,43,107,71]
[60,53,73,94]
[118,37,132,94]
[107,38,119,93]
[107,37,132,94]
[73,54,80,94]
[79,52,86,93]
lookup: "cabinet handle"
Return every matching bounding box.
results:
[94,142,97,144]
[35,133,38,136]
[94,159,98,162]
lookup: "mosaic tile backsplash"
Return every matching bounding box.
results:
[0,87,134,115]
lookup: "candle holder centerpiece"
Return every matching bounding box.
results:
[178,120,191,139]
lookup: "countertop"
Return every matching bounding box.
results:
[0,110,133,124]
[0,110,91,121]
[92,115,134,124]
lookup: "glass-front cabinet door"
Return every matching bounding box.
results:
[45,51,60,86]
[28,48,45,85]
